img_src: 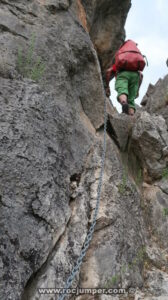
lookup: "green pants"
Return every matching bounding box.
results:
[115,71,140,110]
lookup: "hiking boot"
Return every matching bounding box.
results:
[122,103,129,114]
[129,107,135,116]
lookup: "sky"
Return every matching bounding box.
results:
[109,0,168,112]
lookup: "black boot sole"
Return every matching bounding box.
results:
[122,103,129,114]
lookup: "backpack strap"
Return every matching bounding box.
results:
[143,55,149,66]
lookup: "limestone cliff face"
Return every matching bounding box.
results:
[0,1,168,300]
[82,0,131,72]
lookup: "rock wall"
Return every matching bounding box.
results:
[141,75,168,127]
[0,1,168,300]
[82,0,131,72]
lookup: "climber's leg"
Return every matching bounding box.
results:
[128,72,140,116]
[115,71,129,113]
[128,107,135,116]
[120,95,129,114]
[118,93,127,105]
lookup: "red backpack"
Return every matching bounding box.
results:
[115,40,146,71]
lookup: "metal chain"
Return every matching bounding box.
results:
[58,90,107,300]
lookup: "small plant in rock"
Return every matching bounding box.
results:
[17,33,45,81]
[163,208,168,217]
[135,168,142,185]
[118,169,127,194]
[104,246,147,289]
[162,168,168,179]
[104,274,120,288]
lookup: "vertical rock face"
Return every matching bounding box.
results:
[82,0,131,72]
[0,1,168,300]
[130,112,168,179]
[141,75,168,126]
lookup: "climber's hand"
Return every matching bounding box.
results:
[106,87,110,97]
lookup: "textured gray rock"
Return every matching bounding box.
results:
[130,112,168,180]
[143,184,168,248]
[0,78,95,300]
[23,135,146,300]
[141,74,168,127]
[144,268,168,297]
[0,1,168,300]
[109,112,135,151]
[0,1,134,299]
[82,0,131,72]
[141,83,155,106]
[156,179,168,195]
[0,0,110,129]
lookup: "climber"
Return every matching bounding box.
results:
[106,40,146,116]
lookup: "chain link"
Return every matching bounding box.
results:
[58,90,107,300]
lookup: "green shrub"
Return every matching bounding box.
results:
[136,168,142,185]
[163,208,168,217]
[118,169,127,194]
[104,246,147,288]
[17,33,45,81]
[162,168,168,179]
[104,274,119,288]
